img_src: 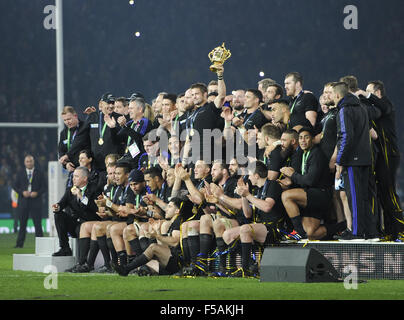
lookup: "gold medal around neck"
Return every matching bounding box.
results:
[98,138,104,145]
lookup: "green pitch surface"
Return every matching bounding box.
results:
[1,233,403,300]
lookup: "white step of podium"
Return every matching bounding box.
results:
[35,237,78,256]
[13,237,104,272]
[13,254,76,272]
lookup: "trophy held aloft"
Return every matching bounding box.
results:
[208,42,231,72]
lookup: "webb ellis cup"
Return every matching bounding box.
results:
[208,42,231,72]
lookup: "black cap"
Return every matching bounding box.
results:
[101,93,115,103]
[128,169,145,183]
[127,92,145,102]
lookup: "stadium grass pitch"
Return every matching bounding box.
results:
[1,233,403,300]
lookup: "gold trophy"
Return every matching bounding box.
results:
[208,42,231,72]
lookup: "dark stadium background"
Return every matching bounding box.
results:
[0,0,403,221]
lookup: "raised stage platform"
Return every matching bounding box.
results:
[12,237,404,280]
[13,237,103,273]
[283,240,404,280]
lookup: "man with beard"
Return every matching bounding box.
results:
[257,78,277,97]
[102,163,133,267]
[277,129,301,190]
[231,89,245,113]
[184,88,195,112]
[228,157,243,179]
[315,82,338,163]
[264,83,284,105]
[262,83,284,121]
[256,123,283,180]
[284,72,319,132]
[90,163,119,273]
[184,65,226,164]
[187,160,242,276]
[175,160,211,270]
[230,160,287,277]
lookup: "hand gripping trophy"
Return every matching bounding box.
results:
[208,42,231,72]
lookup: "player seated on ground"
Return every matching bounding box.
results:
[89,163,119,273]
[173,160,212,270]
[122,169,152,266]
[112,166,171,273]
[182,160,242,277]
[84,162,132,272]
[125,165,171,265]
[221,161,287,278]
[106,163,141,268]
[279,127,345,240]
[256,123,284,180]
[112,198,194,276]
[142,166,170,219]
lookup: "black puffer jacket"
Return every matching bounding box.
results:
[336,93,371,167]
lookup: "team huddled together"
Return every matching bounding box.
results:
[51,64,404,278]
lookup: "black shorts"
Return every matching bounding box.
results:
[302,187,332,220]
[164,253,182,275]
[261,217,284,244]
[264,225,282,245]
